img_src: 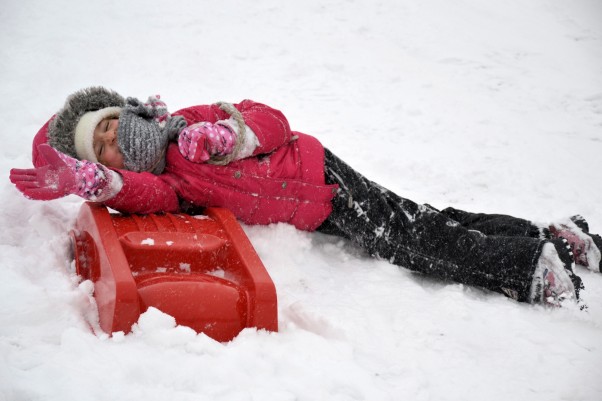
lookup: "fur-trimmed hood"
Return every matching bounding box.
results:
[47,86,125,158]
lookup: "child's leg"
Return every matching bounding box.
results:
[439,207,545,238]
[442,208,602,273]
[318,149,580,303]
[462,208,602,274]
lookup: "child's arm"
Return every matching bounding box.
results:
[103,169,180,214]
[11,144,180,215]
[174,100,293,163]
[236,100,293,156]
[178,122,237,163]
[10,144,122,202]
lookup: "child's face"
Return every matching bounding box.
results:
[93,118,125,169]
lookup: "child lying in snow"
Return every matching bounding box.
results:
[9,87,602,308]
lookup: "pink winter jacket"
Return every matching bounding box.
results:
[31,100,337,231]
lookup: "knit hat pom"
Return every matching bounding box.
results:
[48,87,126,159]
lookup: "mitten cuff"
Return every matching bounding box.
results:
[216,116,259,160]
[96,169,124,202]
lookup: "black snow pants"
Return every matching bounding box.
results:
[317,149,580,302]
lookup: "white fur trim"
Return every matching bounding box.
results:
[74,107,122,162]
[217,116,260,160]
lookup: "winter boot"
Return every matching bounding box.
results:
[530,243,576,307]
[549,238,584,300]
[570,215,602,273]
[549,216,601,273]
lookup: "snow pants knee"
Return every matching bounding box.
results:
[317,149,555,302]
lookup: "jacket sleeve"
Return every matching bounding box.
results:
[174,100,293,157]
[102,169,180,214]
[236,100,292,156]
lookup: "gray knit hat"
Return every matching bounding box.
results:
[117,97,187,174]
[48,87,126,159]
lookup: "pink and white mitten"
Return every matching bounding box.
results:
[178,122,236,163]
[10,144,122,202]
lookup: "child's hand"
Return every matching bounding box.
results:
[178,123,211,162]
[9,144,119,201]
[178,122,236,163]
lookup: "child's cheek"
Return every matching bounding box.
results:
[103,149,125,169]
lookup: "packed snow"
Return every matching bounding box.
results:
[1,0,602,400]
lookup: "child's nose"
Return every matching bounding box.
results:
[104,130,117,144]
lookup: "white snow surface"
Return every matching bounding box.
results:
[1,0,602,400]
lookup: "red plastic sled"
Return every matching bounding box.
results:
[70,202,278,342]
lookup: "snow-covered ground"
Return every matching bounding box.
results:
[1,0,602,399]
